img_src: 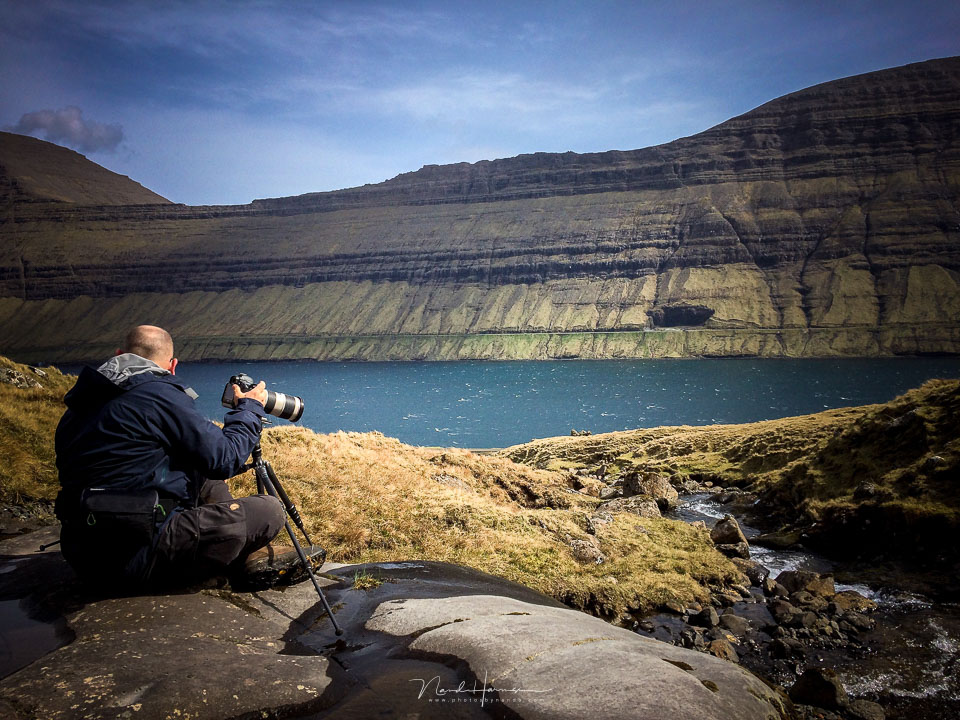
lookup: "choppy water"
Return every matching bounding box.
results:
[59,357,960,448]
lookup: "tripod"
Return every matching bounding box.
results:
[249,442,343,636]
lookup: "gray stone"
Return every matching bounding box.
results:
[690,607,720,628]
[719,614,750,637]
[368,595,787,720]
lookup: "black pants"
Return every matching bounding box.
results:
[149,479,286,585]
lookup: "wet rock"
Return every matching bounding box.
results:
[690,607,721,628]
[776,570,835,597]
[731,558,770,586]
[706,638,740,663]
[623,471,680,510]
[840,611,875,632]
[595,495,661,519]
[752,530,803,549]
[770,599,800,625]
[848,698,886,720]
[710,515,749,546]
[788,668,849,710]
[716,541,751,559]
[789,590,829,612]
[829,590,877,614]
[719,614,750,636]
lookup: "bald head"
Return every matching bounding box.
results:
[123,325,174,366]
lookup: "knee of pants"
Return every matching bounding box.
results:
[250,495,286,539]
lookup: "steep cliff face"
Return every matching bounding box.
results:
[1,58,959,362]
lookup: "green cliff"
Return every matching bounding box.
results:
[1,58,959,362]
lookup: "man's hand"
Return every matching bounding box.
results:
[232,381,268,406]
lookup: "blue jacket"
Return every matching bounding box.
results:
[55,355,266,510]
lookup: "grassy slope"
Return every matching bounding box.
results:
[504,379,960,557]
[0,355,737,619]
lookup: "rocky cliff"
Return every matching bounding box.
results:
[1,57,959,361]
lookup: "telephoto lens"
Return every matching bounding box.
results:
[221,373,304,422]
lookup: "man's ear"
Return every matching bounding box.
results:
[170,358,178,375]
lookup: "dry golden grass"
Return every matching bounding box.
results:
[237,427,738,617]
[0,356,75,504]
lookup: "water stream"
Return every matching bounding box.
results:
[669,494,960,719]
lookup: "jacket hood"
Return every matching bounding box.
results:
[97,353,170,386]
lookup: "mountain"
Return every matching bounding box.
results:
[0,132,170,205]
[1,57,959,362]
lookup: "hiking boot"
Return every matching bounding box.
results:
[232,543,326,590]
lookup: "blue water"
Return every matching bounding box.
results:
[150,358,960,448]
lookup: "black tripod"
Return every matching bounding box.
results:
[249,442,343,636]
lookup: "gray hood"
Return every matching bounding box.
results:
[97,353,170,386]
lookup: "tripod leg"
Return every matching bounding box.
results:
[257,461,343,636]
[280,519,343,636]
[265,461,312,545]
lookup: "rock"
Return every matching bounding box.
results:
[848,698,886,720]
[623,472,680,510]
[716,542,751,559]
[690,607,720,628]
[598,486,620,500]
[770,599,800,625]
[775,570,836,597]
[829,590,877,614]
[663,599,687,615]
[568,537,605,564]
[706,638,740,663]
[731,558,770,586]
[719,614,751,636]
[365,589,787,720]
[752,530,804,549]
[710,515,748,546]
[0,368,42,389]
[789,590,829,612]
[595,496,661,519]
[788,668,849,710]
[842,611,876,632]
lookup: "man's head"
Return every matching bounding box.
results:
[119,325,177,374]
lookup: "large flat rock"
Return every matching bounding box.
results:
[1,529,790,719]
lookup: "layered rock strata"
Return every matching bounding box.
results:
[1,57,959,361]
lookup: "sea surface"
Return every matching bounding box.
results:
[121,357,960,448]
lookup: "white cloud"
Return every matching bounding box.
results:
[6,106,123,153]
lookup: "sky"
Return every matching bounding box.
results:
[1,1,959,206]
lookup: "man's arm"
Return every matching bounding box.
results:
[154,383,267,480]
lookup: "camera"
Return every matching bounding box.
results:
[221,373,304,422]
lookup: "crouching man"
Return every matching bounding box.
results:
[54,324,323,590]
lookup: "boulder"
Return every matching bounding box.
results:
[775,570,836,598]
[731,558,770,586]
[716,542,751,559]
[829,590,878,614]
[689,607,720,628]
[368,594,786,720]
[595,496,662,519]
[623,472,680,510]
[710,515,748,546]
[788,668,849,710]
[568,537,605,564]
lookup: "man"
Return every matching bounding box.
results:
[54,324,321,589]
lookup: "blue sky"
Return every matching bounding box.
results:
[2,0,958,205]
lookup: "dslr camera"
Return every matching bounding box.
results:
[221,373,304,422]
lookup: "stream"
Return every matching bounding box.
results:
[663,493,960,719]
